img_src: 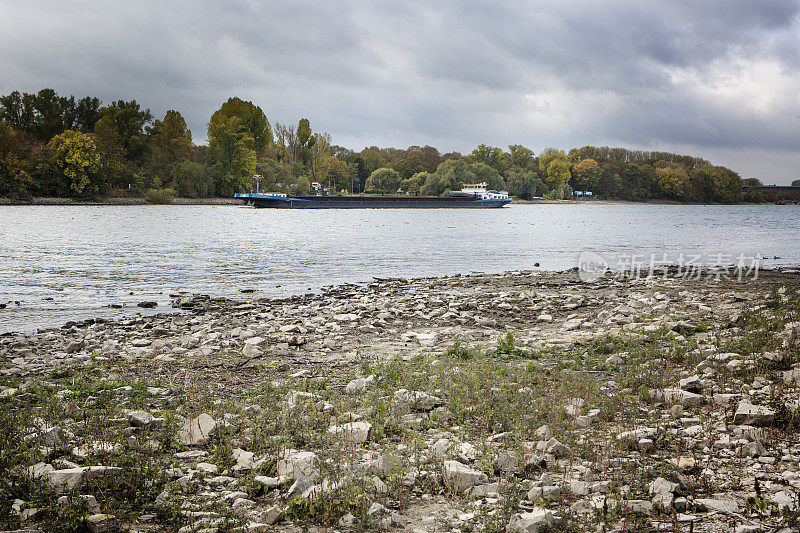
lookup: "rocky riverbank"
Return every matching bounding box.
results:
[1,269,800,532]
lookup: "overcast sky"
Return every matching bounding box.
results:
[2,0,799,183]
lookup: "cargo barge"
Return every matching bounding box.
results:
[235,183,511,209]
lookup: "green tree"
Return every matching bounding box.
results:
[295,118,316,166]
[365,167,401,194]
[469,162,505,190]
[422,159,477,196]
[505,167,545,199]
[402,172,430,195]
[95,100,153,161]
[792,179,800,187]
[206,116,257,196]
[0,89,83,141]
[544,158,570,191]
[209,97,271,156]
[147,110,193,186]
[469,144,509,174]
[174,160,215,197]
[325,157,351,192]
[0,123,34,196]
[47,130,102,195]
[538,147,571,192]
[508,144,535,170]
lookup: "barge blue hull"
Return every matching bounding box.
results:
[235,193,510,209]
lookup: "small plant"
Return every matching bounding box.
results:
[495,329,528,357]
[445,336,479,360]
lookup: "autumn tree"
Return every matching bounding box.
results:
[47,130,102,195]
[656,166,690,200]
[571,158,599,191]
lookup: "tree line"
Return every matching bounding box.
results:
[0,88,773,203]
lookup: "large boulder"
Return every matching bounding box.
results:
[442,460,487,493]
[127,411,155,427]
[178,413,217,446]
[506,509,555,533]
[277,450,319,480]
[45,466,122,494]
[328,421,372,444]
[734,401,775,426]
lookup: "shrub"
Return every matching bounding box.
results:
[145,188,176,204]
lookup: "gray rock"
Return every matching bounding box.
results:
[679,375,703,393]
[65,340,85,353]
[328,421,372,444]
[46,466,122,494]
[443,460,488,493]
[232,448,255,471]
[287,477,313,498]
[742,440,767,457]
[734,401,775,426]
[263,504,283,525]
[649,477,678,508]
[545,437,571,457]
[394,388,443,411]
[177,413,216,446]
[254,475,280,488]
[344,375,374,395]
[493,453,520,474]
[38,426,63,447]
[86,513,117,533]
[664,388,706,408]
[232,497,257,515]
[772,490,799,511]
[277,450,318,480]
[695,498,740,514]
[127,411,155,427]
[624,500,653,514]
[506,509,555,533]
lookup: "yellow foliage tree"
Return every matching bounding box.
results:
[47,130,101,194]
[656,166,690,200]
[571,158,599,191]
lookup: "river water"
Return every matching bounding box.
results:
[1,203,798,333]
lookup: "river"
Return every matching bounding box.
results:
[1,203,798,333]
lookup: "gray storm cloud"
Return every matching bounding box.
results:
[1,0,798,183]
